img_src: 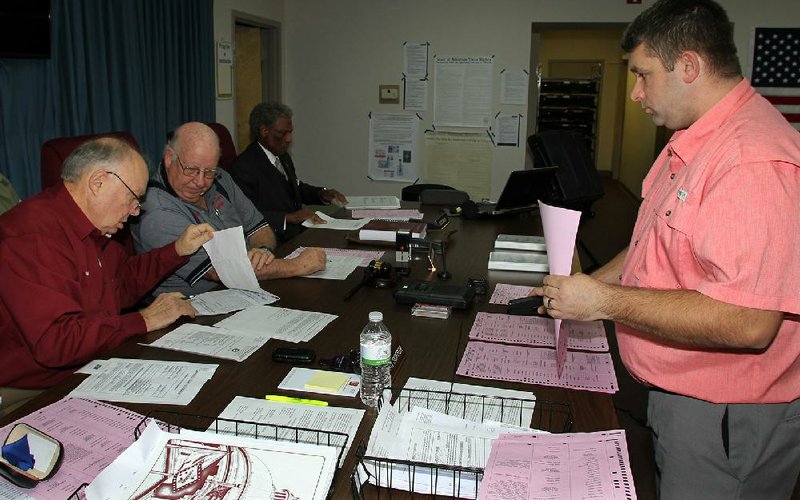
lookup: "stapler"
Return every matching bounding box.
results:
[507,296,548,316]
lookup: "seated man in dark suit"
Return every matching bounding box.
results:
[230,102,347,242]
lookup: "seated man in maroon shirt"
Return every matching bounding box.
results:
[0,137,214,416]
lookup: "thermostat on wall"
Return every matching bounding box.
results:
[379,85,400,104]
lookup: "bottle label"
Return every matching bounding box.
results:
[361,344,391,366]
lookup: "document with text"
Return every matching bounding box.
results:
[214,305,337,343]
[0,398,146,500]
[456,341,618,393]
[216,396,365,467]
[469,312,608,351]
[479,430,636,500]
[190,288,279,315]
[202,225,260,292]
[69,358,218,405]
[145,323,269,361]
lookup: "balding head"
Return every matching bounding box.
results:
[62,137,148,235]
[163,122,221,205]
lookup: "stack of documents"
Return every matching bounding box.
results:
[357,383,541,498]
[350,209,423,220]
[302,211,371,230]
[494,234,546,251]
[87,421,338,500]
[345,195,401,210]
[488,234,549,272]
[70,358,218,405]
[488,250,549,272]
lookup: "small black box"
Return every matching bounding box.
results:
[394,280,475,309]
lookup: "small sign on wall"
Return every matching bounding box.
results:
[216,40,233,99]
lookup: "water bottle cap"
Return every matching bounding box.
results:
[368,311,383,322]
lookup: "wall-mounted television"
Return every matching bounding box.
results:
[0,1,52,59]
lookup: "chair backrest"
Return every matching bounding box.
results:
[39,131,140,253]
[40,132,140,190]
[206,122,237,171]
[401,183,455,202]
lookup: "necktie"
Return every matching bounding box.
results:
[273,156,287,179]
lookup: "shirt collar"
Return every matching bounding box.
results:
[668,79,752,165]
[257,141,279,165]
[54,182,104,241]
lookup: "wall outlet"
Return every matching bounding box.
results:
[379,84,400,104]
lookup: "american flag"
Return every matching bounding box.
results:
[751,28,800,131]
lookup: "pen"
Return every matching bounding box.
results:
[265,395,328,406]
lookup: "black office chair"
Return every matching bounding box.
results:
[401,183,455,202]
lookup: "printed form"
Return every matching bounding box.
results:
[68,358,217,405]
[285,246,385,267]
[0,398,147,500]
[145,323,269,362]
[457,341,618,393]
[479,430,636,500]
[190,288,279,315]
[469,312,608,351]
[214,305,337,343]
[202,225,261,292]
[216,396,365,467]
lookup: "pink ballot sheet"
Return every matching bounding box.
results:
[469,312,608,351]
[284,246,385,266]
[539,201,582,377]
[488,283,534,305]
[478,429,636,500]
[0,398,146,499]
[456,341,618,393]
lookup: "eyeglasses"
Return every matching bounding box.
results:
[174,154,219,179]
[105,171,142,211]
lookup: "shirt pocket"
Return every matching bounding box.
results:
[632,200,696,289]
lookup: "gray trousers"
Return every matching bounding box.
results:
[648,390,800,500]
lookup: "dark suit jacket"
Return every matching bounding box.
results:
[230,142,324,241]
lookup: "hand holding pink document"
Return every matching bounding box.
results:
[538,201,582,377]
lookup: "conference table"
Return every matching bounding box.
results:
[1,203,619,499]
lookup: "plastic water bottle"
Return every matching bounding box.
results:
[359,311,392,407]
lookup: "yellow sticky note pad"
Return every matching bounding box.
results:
[304,371,349,392]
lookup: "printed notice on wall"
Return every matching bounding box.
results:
[403,41,429,79]
[423,130,492,200]
[494,113,521,147]
[433,55,494,128]
[368,113,421,183]
[500,69,529,105]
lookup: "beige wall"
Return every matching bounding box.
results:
[213,0,800,199]
[538,29,627,174]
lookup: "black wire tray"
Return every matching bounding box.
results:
[351,387,572,499]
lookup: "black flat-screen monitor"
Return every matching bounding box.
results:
[0,1,52,59]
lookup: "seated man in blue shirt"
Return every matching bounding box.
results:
[132,122,325,297]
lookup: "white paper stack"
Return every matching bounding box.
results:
[488,251,549,272]
[494,234,546,251]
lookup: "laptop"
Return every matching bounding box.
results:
[476,167,560,215]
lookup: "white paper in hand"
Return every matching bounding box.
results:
[202,226,261,292]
